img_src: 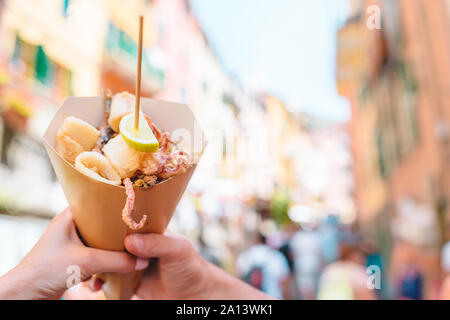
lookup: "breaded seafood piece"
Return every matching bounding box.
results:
[141,153,162,176]
[55,116,100,164]
[108,92,134,132]
[58,116,99,151]
[75,151,121,186]
[103,135,143,179]
[56,131,85,164]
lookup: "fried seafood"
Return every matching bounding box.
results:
[103,135,143,179]
[132,174,158,188]
[158,150,191,179]
[94,92,116,152]
[144,114,163,142]
[58,116,99,150]
[140,153,162,176]
[56,131,85,164]
[54,91,193,230]
[56,116,100,163]
[75,151,121,185]
[108,91,135,132]
[122,178,148,230]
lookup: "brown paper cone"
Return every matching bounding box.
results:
[43,96,205,299]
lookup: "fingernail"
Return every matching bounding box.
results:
[128,234,143,251]
[135,258,149,271]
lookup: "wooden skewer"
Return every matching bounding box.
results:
[134,15,144,129]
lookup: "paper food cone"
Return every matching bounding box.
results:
[43,96,205,299]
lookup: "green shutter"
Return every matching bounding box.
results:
[35,45,53,85]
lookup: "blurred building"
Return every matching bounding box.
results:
[262,94,302,191]
[0,0,243,216]
[255,95,355,226]
[337,0,450,297]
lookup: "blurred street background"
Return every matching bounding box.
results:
[1,0,450,300]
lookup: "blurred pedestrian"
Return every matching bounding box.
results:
[397,263,424,300]
[318,215,340,264]
[317,236,377,300]
[278,240,298,299]
[439,241,450,299]
[236,233,289,299]
[290,226,322,299]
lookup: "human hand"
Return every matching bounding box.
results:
[124,233,272,300]
[0,208,148,300]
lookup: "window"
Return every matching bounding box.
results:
[105,22,137,57]
[53,63,74,96]
[12,34,36,78]
[35,45,54,85]
[105,21,165,88]
[11,35,72,93]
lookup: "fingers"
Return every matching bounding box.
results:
[83,248,149,275]
[50,207,72,227]
[42,208,75,242]
[124,233,190,261]
[86,275,104,292]
[52,208,85,244]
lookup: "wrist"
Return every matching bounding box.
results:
[202,260,275,300]
[202,262,236,300]
[0,268,29,299]
[0,264,46,300]
[186,257,218,299]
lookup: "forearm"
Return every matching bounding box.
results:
[205,263,274,300]
[0,266,49,300]
[0,268,30,299]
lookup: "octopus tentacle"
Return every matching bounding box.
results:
[122,178,147,230]
[157,151,192,179]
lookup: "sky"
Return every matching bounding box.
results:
[190,0,351,122]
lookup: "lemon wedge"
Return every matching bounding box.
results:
[119,113,159,153]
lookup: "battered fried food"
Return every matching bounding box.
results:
[94,91,116,152]
[55,131,85,164]
[54,91,194,231]
[56,116,100,163]
[103,135,143,179]
[108,91,134,132]
[122,178,148,230]
[75,151,122,186]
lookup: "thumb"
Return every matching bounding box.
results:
[83,248,149,275]
[124,233,191,261]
